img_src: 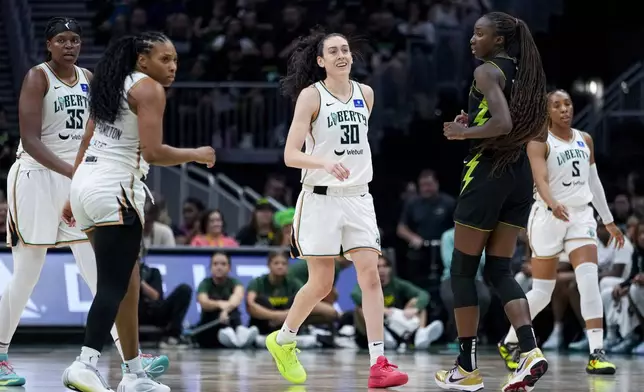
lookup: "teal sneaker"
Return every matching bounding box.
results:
[0,356,26,386]
[121,353,170,379]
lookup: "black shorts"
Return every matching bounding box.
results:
[453,151,533,231]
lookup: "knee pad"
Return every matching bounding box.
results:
[450,249,481,308]
[525,279,556,318]
[575,262,603,320]
[483,255,526,306]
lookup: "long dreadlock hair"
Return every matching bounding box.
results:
[280,29,348,102]
[89,31,169,124]
[476,12,548,172]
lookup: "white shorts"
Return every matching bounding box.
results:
[290,185,381,258]
[528,202,597,258]
[70,163,146,232]
[6,161,86,247]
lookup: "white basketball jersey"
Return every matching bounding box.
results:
[536,129,593,207]
[16,63,90,169]
[301,81,372,187]
[85,72,149,178]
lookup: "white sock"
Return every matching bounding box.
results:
[124,355,144,375]
[80,346,100,368]
[587,328,603,352]
[368,341,384,366]
[505,329,518,344]
[552,322,563,337]
[276,324,298,345]
[0,246,47,351]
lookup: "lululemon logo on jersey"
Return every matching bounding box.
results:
[97,123,123,140]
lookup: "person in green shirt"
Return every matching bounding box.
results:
[246,251,338,337]
[288,256,352,304]
[351,255,444,350]
[195,252,255,348]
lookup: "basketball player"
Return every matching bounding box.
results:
[2,18,167,387]
[498,89,624,374]
[264,31,408,388]
[61,32,215,391]
[434,13,549,392]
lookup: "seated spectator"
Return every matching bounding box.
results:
[602,222,644,354]
[236,199,279,246]
[143,201,176,248]
[191,209,239,247]
[176,197,205,245]
[194,252,257,348]
[439,227,490,341]
[246,251,337,347]
[288,256,352,306]
[351,255,443,350]
[274,208,295,248]
[139,259,193,348]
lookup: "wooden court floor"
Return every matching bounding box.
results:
[4,346,640,391]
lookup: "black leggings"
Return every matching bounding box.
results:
[83,217,143,352]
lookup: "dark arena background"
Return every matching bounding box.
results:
[1,0,644,390]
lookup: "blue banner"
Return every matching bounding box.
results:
[0,248,358,327]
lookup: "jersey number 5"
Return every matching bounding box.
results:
[572,160,580,177]
[66,109,84,130]
[340,124,360,144]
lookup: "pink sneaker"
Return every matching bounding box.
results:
[367,356,409,388]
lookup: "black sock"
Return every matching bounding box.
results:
[517,325,537,353]
[457,336,477,372]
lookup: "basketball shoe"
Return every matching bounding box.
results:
[266,330,307,384]
[434,363,484,391]
[62,358,113,392]
[117,373,170,392]
[368,356,409,388]
[0,354,25,387]
[501,348,548,392]
[497,339,520,371]
[586,349,616,375]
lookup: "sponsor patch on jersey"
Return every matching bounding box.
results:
[353,99,364,108]
[81,83,89,92]
[577,141,585,147]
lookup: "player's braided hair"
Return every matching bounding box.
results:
[546,88,569,128]
[280,29,347,101]
[476,12,548,172]
[89,31,169,124]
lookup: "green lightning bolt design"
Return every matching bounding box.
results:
[461,153,482,194]
[473,98,489,126]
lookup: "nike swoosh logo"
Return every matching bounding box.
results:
[54,86,61,89]
[326,103,335,106]
[448,374,466,383]
[373,342,383,346]
[360,194,366,197]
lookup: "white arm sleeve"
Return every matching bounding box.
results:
[589,164,614,224]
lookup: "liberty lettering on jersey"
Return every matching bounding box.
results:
[326,110,368,129]
[555,148,589,166]
[96,124,123,140]
[53,94,88,113]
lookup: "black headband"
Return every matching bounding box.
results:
[45,18,82,40]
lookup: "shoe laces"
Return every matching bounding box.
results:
[282,343,302,366]
[0,361,16,375]
[592,349,607,361]
[140,353,154,359]
[377,358,399,372]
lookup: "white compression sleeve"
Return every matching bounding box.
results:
[589,164,613,224]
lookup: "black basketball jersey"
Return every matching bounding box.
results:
[467,56,517,151]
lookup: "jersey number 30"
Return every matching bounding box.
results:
[340,124,360,144]
[66,109,84,130]
[572,160,580,177]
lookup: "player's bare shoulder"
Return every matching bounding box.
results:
[357,82,374,111]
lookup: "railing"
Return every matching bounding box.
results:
[573,62,643,154]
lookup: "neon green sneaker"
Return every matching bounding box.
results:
[266,330,307,384]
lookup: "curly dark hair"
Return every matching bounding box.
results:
[89,32,169,124]
[476,12,548,172]
[280,29,348,101]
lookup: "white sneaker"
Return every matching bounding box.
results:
[415,320,445,349]
[117,373,170,392]
[236,326,259,348]
[62,359,113,391]
[217,327,239,348]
